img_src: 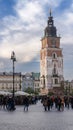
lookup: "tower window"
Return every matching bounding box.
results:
[52,53,57,59]
[53,67,56,74]
[55,79,58,84]
[53,54,56,58]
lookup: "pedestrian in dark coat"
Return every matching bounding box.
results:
[23,96,29,111]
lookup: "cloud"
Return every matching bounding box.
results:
[15,0,44,22]
[0,0,45,63]
[55,3,73,44]
[0,0,67,63]
[0,0,73,80]
[43,0,64,7]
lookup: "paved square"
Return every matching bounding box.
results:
[0,101,73,130]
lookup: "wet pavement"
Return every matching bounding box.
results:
[0,101,73,130]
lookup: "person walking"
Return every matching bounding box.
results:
[47,97,51,111]
[43,97,48,111]
[57,97,62,111]
[61,97,64,111]
[23,96,29,111]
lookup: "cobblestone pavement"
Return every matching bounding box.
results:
[0,101,73,130]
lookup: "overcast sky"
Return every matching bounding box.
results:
[0,0,73,81]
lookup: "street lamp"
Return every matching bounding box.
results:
[19,72,21,90]
[11,51,16,99]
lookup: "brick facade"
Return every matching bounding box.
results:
[40,11,64,94]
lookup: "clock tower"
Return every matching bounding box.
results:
[40,11,64,94]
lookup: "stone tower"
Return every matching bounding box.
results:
[40,11,64,94]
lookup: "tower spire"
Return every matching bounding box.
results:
[49,8,52,17]
[44,9,57,37]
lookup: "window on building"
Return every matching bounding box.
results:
[6,86,8,89]
[55,79,58,84]
[41,80,42,85]
[52,53,57,59]
[2,86,4,89]
[53,67,56,74]
[2,83,3,87]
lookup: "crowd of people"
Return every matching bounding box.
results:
[0,95,73,112]
[0,95,38,111]
[41,95,73,111]
[0,96,16,111]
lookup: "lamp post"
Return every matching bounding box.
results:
[19,72,21,90]
[11,51,16,99]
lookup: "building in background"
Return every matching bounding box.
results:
[0,72,22,92]
[32,72,40,92]
[0,72,40,93]
[70,80,73,94]
[64,80,70,95]
[22,72,40,92]
[22,72,34,91]
[64,80,73,95]
[40,10,64,94]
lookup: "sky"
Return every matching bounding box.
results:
[0,0,73,81]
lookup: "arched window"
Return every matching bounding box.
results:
[52,53,57,59]
[53,64,57,76]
